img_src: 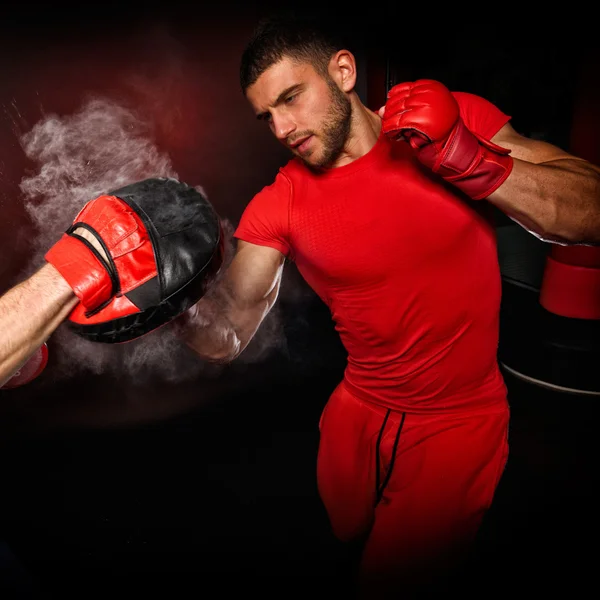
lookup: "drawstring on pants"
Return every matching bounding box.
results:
[375,409,406,505]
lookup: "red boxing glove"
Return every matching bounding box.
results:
[381,79,513,200]
[45,194,157,317]
[0,343,49,390]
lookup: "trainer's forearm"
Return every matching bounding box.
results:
[0,263,78,387]
[488,158,600,243]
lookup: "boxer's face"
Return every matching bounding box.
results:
[246,56,351,169]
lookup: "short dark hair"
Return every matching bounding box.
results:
[239,12,352,94]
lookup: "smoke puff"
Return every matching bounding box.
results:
[20,97,177,267]
[18,97,285,385]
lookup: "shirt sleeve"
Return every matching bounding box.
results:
[452,91,512,141]
[233,169,292,258]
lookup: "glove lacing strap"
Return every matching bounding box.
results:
[68,222,121,317]
[375,409,406,506]
[429,119,513,200]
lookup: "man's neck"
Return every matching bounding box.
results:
[332,100,382,168]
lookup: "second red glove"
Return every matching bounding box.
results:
[381,79,513,200]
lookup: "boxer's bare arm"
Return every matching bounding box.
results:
[176,240,285,363]
[489,123,600,243]
[0,263,78,387]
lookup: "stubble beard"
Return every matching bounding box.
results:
[302,79,352,171]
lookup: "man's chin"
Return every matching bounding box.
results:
[301,157,327,172]
[299,151,331,171]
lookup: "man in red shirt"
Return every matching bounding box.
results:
[176,14,600,597]
[2,12,599,598]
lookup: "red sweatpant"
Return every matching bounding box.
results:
[317,381,509,596]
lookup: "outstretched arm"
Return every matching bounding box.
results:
[488,123,600,243]
[1,215,145,388]
[175,240,286,363]
[0,264,78,388]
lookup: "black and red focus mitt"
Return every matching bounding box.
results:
[45,177,223,343]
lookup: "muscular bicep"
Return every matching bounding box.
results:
[226,240,286,311]
[215,240,286,354]
[493,121,600,182]
[488,121,600,244]
[492,122,580,165]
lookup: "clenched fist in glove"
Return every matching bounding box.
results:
[380,79,513,200]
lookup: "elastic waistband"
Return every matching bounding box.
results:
[341,379,509,421]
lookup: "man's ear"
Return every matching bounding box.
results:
[329,50,357,92]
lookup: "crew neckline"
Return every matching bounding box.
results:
[294,128,390,179]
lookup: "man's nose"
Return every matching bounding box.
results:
[272,114,295,142]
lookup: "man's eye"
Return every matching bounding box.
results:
[285,94,297,104]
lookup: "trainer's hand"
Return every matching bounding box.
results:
[380,79,513,200]
[71,227,109,263]
[45,194,157,318]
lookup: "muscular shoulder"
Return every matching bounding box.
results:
[234,163,296,257]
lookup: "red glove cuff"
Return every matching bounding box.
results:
[45,233,114,311]
[418,119,513,200]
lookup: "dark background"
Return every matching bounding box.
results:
[1,2,599,598]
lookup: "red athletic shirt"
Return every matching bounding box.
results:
[234,92,511,415]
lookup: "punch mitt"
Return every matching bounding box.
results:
[45,177,223,343]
